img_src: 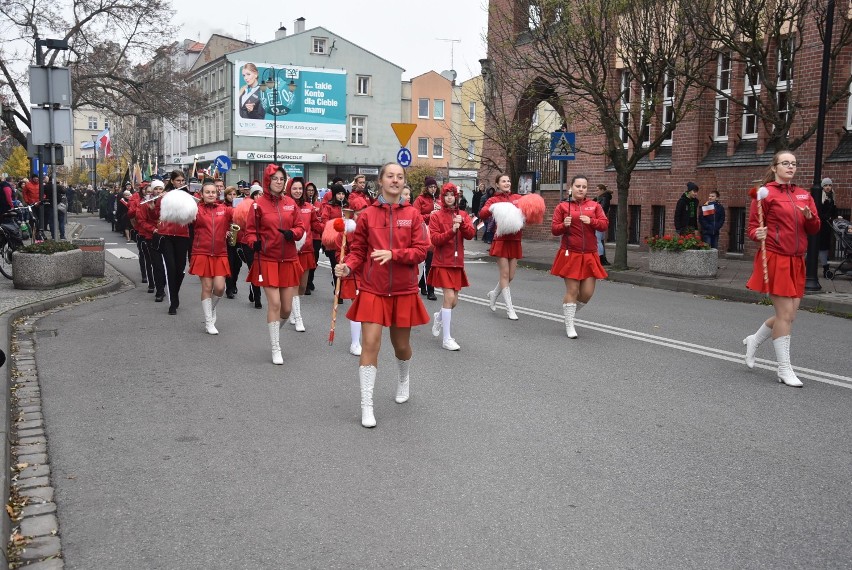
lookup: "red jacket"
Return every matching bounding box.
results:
[551,199,609,253]
[348,190,373,212]
[22,180,40,205]
[412,191,440,224]
[127,192,142,226]
[748,181,820,257]
[320,202,344,252]
[479,192,523,242]
[135,200,160,240]
[192,202,233,257]
[244,192,306,262]
[429,207,475,268]
[295,202,324,254]
[157,219,190,238]
[344,200,429,296]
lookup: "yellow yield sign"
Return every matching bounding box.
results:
[391,123,417,147]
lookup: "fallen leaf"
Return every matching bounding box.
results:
[15,463,28,470]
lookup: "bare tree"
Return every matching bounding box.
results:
[486,0,714,268]
[0,0,200,149]
[683,0,852,152]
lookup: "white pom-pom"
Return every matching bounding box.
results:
[344,218,357,233]
[160,189,198,225]
[757,186,769,200]
[295,231,307,252]
[491,202,525,237]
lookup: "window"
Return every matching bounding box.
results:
[433,138,444,158]
[652,206,666,237]
[434,99,445,120]
[628,205,641,245]
[104,119,109,129]
[218,109,224,141]
[776,45,794,126]
[640,78,653,147]
[190,119,196,147]
[728,207,746,253]
[418,98,429,118]
[714,53,732,140]
[417,137,428,157]
[357,76,371,96]
[219,68,224,90]
[468,101,476,121]
[607,205,618,242]
[312,37,327,54]
[620,71,632,147]
[88,117,98,130]
[532,109,539,126]
[467,140,475,160]
[662,72,675,145]
[211,71,217,92]
[202,75,207,93]
[349,115,366,145]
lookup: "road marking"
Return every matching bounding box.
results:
[457,292,852,390]
[106,248,138,260]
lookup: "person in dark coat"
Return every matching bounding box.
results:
[699,190,726,249]
[595,183,613,265]
[675,182,699,235]
[471,182,484,240]
[817,177,838,277]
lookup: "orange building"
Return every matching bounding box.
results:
[405,71,454,177]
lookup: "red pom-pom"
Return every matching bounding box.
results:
[264,164,280,178]
[748,186,758,199]
[333,218,345,232]
[518,193,546,224]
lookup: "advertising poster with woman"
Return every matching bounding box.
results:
[235,61,347,141]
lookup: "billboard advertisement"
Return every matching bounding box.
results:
[235,61,346,141]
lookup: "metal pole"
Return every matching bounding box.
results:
[273,72,278,164]
[805,0,834,292]
[92,134,97,192]
[37,147,44,234]
[47,67,59,239]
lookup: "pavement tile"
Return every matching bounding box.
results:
[17,420,44,430]
[18,558,64,570]
[19,465,50,479]
[20,514,59,538]
[19,487,54,502]
[16,430,45,440]
[16,476,50,490]
[14,444,47,455]
[21,502,57,518]
[17,436,47,445]
[19,536,61,561]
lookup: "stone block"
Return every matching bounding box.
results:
[20,514,58,537]
[18,558,64,569]
[12,249,84,290]
[16,420,44,430]
[20,487,53,502]
[17,453,48,466]
[648,248,718,279]
[21,502,56,518]
[19,536,61,560]
[16,476,50,490]
[71,237,105,277]
[19,465,50,479]
[14,443,47,455]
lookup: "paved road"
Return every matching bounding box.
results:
[30,221,852,568]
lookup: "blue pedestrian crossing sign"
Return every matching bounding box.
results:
[397,147,412,167]
[550,131,576,160]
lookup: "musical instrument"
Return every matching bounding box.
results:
[140,184,189,204]
[228,223,240,247]
[329,208,356,345]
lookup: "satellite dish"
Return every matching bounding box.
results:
[440,69,457,82]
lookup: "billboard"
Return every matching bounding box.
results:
[235,61,346,141]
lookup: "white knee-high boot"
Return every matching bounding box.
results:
[202,298,218,335]
[359,365,377,427]
[292,296,305,332]
[773,335,803,387]
[211,294,222,325]
[563,303,578,338]
[396,358,411,403]
[349,320,362,356]
[502,288,518,320]
[743,323,772,369]
[288,296,297,325]
[487,284,502,311]
[268,321,283,365]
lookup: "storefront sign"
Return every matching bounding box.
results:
[236,151,326,163]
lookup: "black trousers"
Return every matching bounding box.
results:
[147,238,167,296]
[324,249,339,287]
[226,243,242,295]
[307,239,322,288]
[137,234,154,285]
[239,243,262,304]
[160,235,190,309]
[419,250,434,294]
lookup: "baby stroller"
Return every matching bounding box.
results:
[825,218,852,280]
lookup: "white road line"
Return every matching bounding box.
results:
[106,248,138,260]
[457,292,852,390]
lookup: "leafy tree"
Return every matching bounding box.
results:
[406,165,439,197]
[1,145,30,178]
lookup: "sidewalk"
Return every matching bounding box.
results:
[466,238,852,317]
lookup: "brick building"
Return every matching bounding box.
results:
[480,1,852,261]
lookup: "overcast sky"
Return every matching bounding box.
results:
[170,1,489,82]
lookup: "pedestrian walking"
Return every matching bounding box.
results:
[158,170,196,315]
[189,179,233,335]
[304,182,322,294]
[136,180,166,301]
[334,163,429,428]
[743,151,820,387]
[478,174,524,320]
[550,175,609,338]
[594,183,612,265]
[817,178,838,277]
[428,183,476,351]
[244,164,307,365]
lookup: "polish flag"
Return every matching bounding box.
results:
[95,128,111,156]
[702,204,715,217]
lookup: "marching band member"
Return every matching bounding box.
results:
[743,151,820,387]
[136,179,166,301]
[428,183,475,351]
[320,183,348,287]
[335,163,429,428]
[550,175,608,339]
[478,173,524,320]
[244,164,307,365]
[413,176,440,300]
[304,182,322,294]
[239,186,264,309]
[285,177,323,332]
[189,179,233,335]
[157,170,196,315]
[223,186,242,299]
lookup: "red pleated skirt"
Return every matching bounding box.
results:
[189,254,231,278]
[247,258,303,288]
[550,249,608,280]
[298,250,317,271]
[426,266,469,290]
[346,291,430,328]
[746,250,805,298]
[490,239,522,259]
[339,276,357,300]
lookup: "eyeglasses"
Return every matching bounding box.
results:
[270,176,286,182]
[777,161,797,167]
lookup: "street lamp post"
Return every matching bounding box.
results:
[91,133,97,192]
[262,70,297,164]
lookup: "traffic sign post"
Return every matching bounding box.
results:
[550,131,576,201]
[392,123,417,168]
[396,147,412,168]
[213,155,232,173]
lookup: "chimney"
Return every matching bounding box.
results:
[275,23,287,40]
[294,17,305,34]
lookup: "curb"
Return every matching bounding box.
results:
[1,270,124,567]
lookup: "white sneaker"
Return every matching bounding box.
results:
[431,312,442,337]
[442,338,460,351]
[349,343,362,356]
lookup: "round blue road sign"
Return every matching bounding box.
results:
[213,155,232,173]
[396,147,412,167]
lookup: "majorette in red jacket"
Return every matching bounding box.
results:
[192,202,233,258]
[127,192,142,226]
[747,180,820,257]
[343,200,429,296]
[135,200,159,240]
[295,203,324,254]
[412,190,439,224]
[244,192,306,262]
[478,192,523,242]
[429,207,475,268]
[348,189,373,212]
[551,198,609,253]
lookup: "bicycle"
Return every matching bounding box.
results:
[0,205,31,278]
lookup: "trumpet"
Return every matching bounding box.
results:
[227,223,240,247]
